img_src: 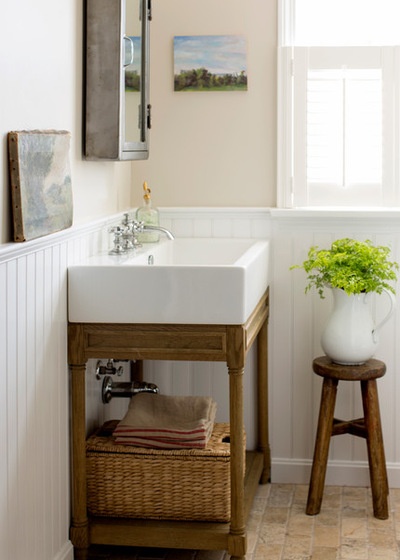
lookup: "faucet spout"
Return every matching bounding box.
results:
[142,224,175,240]
[102,376,159,403]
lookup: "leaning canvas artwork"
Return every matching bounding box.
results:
[174,35,248,92]
[8,130,73,242]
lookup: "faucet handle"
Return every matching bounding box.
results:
[109,225,124,234]
[122,212,133,226]
[133,220,144,233]
[109,226,126,254]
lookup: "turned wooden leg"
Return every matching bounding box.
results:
[228,365,246,543]
[361,379,389,520]
[70,364,90,549]
[306,377,338,515]
[227,325,247,559]
[257,316,270,483]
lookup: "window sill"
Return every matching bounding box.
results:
[270,207,400,219]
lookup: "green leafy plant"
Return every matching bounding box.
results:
[291,238,399,298]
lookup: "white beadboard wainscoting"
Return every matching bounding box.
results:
[0,216,120,560]
[269,208,400,488]
[2,206,400,560]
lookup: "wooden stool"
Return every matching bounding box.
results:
[306,356,389,520]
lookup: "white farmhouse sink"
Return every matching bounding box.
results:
[68,238,270,324]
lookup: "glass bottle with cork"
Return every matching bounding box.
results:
[136,181,160,242]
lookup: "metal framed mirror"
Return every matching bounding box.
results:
[85,0,151,161]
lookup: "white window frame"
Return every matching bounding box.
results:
[277,2,400,209]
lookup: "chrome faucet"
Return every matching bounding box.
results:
[108,213,174,254]
[141,224,175,240]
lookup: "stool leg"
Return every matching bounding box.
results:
[306,377,338,515]
[361,379,389,520]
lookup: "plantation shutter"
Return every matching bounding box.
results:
[307,68,381,186]
[289,47,396,207]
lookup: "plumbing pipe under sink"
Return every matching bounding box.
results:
[102,376,159,403]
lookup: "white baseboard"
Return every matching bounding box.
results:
[271,458,400,488]
[53,541,74,560]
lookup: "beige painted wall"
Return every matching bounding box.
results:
[0,0,277,245]
[0,0,132,245]
[131,0,277,208]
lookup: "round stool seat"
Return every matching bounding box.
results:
[307,356,389,520]
[313,356,386,381]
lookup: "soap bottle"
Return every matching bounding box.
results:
[136,181,160,242]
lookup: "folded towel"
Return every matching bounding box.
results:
[113,393,217,449]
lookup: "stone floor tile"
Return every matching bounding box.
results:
[292,485,310,506]
[368,528,397,549]
[246,530,259,554]
[263,505,290,524]
[251,496,268,514]
[287,513,314,537]
[367,549,399,560]
[310,546,338,560]
[341,518,368,539]
[342,488,368,502]
[340,539,368,559]
[255,483,271,499]
[281,555,311,560]
[254,542,283,559]
[314,510,340,527]
[247,510,263,531]
[371,513,395,525]
[258,522,287,545]
[282,535,312,556]
[313,524,340,547]
[342,506,368,519]
[389,488,400,498]
[320,493,342,510]
[324,486,343,496]
[268,484,295,507]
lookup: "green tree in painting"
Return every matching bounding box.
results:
[125,70,140,92]
[174,67,247,91]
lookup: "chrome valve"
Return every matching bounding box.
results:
[95,359,124,380]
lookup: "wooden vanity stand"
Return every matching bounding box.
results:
[68,289,270,560]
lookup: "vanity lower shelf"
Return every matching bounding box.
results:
[88,451,263,550]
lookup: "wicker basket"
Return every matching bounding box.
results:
[86,420,240,522]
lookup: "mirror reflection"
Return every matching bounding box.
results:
[125,0,142,145]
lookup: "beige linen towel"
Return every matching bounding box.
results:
[113,393,217,449]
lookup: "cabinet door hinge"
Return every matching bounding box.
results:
[147,104,152,129]
[147,0,152,21]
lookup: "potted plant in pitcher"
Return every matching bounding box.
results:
[291,238,399,365]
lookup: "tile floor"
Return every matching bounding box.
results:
[249,483,400,560]
[85,483,400,560]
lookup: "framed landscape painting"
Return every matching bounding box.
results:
[174,35,248,92]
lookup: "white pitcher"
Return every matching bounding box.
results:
[321,287,395,365]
